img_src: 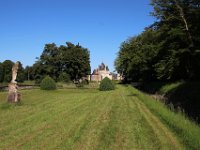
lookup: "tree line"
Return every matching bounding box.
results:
[115,0,200,82]
[30,42,90,83]
[0,42,91,84]
[0,60,26,83]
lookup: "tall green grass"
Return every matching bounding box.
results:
[159,81,184,94]
[128,86,200,150]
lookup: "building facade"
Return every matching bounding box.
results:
[89,63,113,82]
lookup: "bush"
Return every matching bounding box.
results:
[99,77,115,91]
[40,76,56,90]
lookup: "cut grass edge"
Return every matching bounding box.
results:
[127,85,200,150]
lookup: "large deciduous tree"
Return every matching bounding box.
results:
[59,42,91,81]
[115,29,159,82]
[115,0,200,82]
[151,0,200,80]
[32,42,91,82]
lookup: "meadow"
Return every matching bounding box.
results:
[0,85,200,150]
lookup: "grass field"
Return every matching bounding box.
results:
[0,85,200,149]
[136,81,200,123]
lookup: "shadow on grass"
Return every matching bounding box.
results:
[134,82,167,94]
[133,81,200,123]
[165,82,200,123]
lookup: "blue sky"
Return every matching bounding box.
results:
[0,0,155,72]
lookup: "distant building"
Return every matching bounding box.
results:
[87,63,123,82]
[88,63,113,81]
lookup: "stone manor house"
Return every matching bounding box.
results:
[87,63,122,82]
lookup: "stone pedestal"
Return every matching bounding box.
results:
[7,83,21,103]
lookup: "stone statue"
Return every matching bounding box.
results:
[11,61,19,83]
[7,61,21,103]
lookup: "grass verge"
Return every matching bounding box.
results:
[128,85,200,150]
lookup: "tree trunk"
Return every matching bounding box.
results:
[174,0,194,47]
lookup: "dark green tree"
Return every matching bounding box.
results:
[39,43,59,81]
[24,66,33,81]
[16,61,25,82]
[115,29,159,82]
[151,0,200,80]
[115,0,200,82]
[2,60,14,82]
[31,61,46,84]
[32,42,91,82]
[59,42,91,81]
[0,62,4,82]
[58,72,70,83]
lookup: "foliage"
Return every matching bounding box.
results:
[31,42,91,82]
[1,60,14,82]
[82,79,89,85]
[40,76,56,90]
[23,66,34,81]
[0,62,3,82]
[75,79,89,88]
[58,72,71,83]
[115,30,159,82]
[115,0,200,82]
[16,61,25,83]
[0,60,26,83]
[99,77,115,91]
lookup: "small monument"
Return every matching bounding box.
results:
[7,61,21,103]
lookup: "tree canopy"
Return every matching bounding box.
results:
[0,60,25,83]
[115,0,200,82]
[31,42,91,82]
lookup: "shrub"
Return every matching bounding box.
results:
[40,76,56,90]
[99,77,115,91]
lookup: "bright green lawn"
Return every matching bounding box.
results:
[0,85,199,150]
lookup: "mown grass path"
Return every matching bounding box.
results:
[0,85,195,149]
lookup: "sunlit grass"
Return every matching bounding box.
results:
[128,86,200,150]
[0,85,199,149]
[159,81,184,94]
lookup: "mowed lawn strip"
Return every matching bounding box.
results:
[128,85,200,150]
[1,85,199,149]
[0,89,99,148]
[0,89,82,127]
[20,92,106,149]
